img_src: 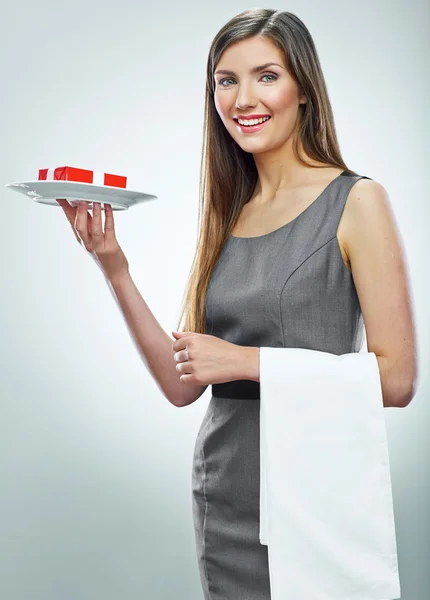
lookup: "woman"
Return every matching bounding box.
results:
[174,8,417,600]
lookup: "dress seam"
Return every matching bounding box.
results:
[202,419,213,599]
[278,236,339,345]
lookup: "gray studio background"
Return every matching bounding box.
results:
[0,1,428,599]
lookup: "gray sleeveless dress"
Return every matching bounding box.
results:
[191,170,371,600]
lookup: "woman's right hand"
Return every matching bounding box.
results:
[56,199,130,283]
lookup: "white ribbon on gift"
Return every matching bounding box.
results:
[46,168,104,186]
[259,347,401,600]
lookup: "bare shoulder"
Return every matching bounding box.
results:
[337,178,394,269]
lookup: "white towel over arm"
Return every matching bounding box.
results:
[259,347,401,600]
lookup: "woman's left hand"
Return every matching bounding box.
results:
[172,330,245,385]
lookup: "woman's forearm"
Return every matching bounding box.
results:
[106,271,205,407]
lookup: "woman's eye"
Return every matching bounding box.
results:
[218,73,278,87]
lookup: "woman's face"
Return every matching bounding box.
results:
[213,36,306,152]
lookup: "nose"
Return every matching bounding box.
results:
[235,83,256,111]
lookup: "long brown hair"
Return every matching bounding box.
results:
[175,8,358,334]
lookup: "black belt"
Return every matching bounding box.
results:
[212,380,260,399]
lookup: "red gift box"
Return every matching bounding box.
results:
[38,166,127,188]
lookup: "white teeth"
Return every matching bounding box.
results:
[238,116,270,126]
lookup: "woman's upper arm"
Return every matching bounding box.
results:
[343,178,419,406]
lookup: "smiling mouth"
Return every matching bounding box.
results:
[233,116,272,126]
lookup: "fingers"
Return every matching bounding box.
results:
[174,348,189,363]
[87,202,115,250]
[91,202,103,248]
[75,201,92,249]
[56,199,82,245]
[104,203,115,240]
[56,199,76,223]
[56,199,114,250]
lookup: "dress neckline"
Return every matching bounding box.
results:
[229,170,349,240]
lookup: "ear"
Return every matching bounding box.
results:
[298,85,307,105]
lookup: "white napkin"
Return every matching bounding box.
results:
[259,347,401,600]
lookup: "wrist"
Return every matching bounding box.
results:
[108,270,131,289]
[240,346,260,382]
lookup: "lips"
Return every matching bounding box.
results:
[234,117,271,133]
[233,115,271,123]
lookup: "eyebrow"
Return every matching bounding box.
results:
[214,62,283,76]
